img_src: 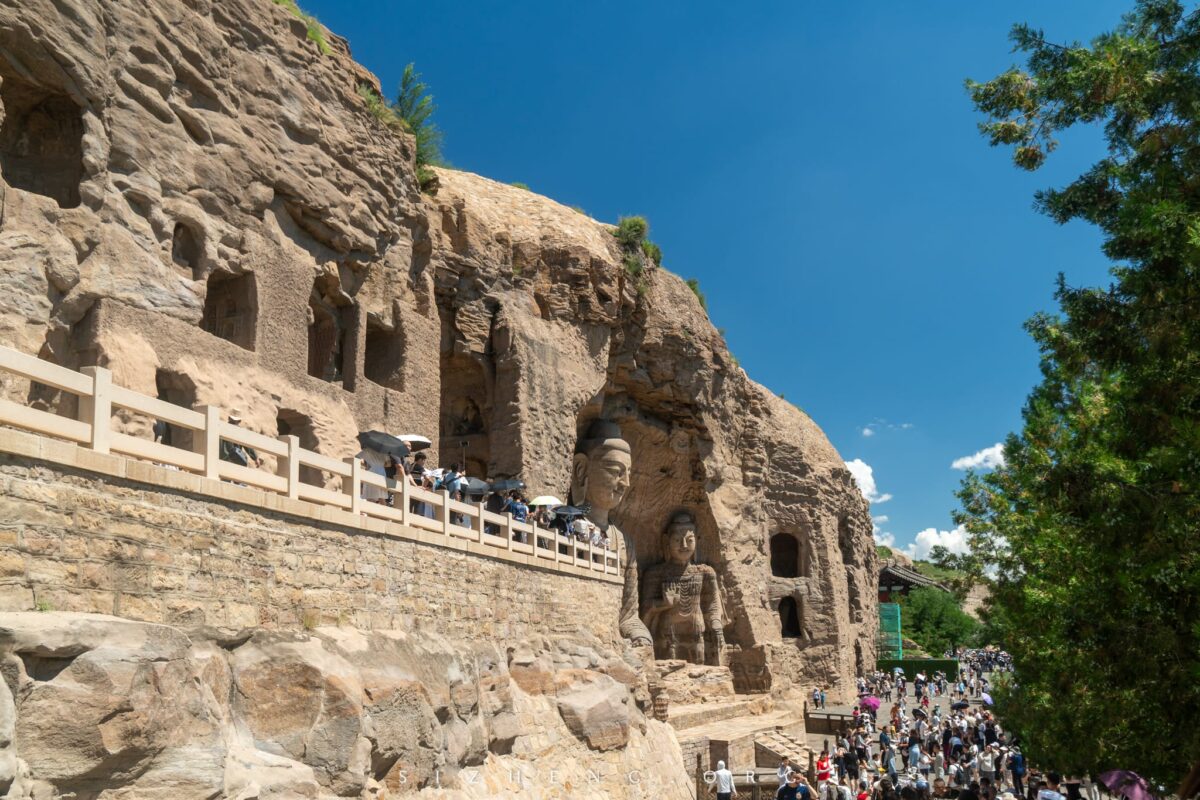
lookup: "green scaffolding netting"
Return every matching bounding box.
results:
[877,602,903,660]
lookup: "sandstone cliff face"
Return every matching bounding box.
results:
[0,612,690,799]
[0,0,875,726]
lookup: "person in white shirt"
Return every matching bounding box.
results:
[713,760,738,800]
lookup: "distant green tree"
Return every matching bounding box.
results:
[393,63,443,167]
[897,587,980,656]
[961,1,1200,790]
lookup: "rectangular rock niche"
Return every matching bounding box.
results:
[0,71,84,209]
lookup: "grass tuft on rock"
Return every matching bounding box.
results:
[614,216,649,249]
[641,239,662,266]
[355,84,408,133]
[686,277,707,311]
[270,0,331,55]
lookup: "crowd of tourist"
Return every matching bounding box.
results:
[712,648,1109,800]
[198,410,614,557]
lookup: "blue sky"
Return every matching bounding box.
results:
[303,0,1129,558]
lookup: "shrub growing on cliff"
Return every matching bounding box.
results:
[614,216,649,249]
[356,84,408,133]
[641,240,662,266]
[393,63,444,168]
[622,254,643,278]
[686,277,707,310]
[510,181,530,191]
[270,0,331,55]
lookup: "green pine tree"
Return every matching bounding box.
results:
[393,63,444,168]
[958,1,1200,789]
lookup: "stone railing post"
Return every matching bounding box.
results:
[440,489,452,537]
[475,501,486,541]
[399,475,410,526]
[193,404,220,480]
[344,456,361,514]
[277,434,299,499]
[78,366,112,454]
[504,513,514,550]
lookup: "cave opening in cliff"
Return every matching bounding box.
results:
[0,72,84,209]
[277,409,322,486]
[154,369,197,450]
[779,596,803,639]
[171,222,202,280]
[770,533,801,578]
[437,304,492,478]
[201,270,257,351]
[363,316,406,392]
[307,289,354,386]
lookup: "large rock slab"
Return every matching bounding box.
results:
[554,670,631,752]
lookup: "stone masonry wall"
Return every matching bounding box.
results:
[0,449,621,642]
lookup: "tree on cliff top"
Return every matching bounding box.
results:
[958,0,1200,790]
[394,63,444,168]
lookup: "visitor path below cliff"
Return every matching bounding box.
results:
[804,680,991,755]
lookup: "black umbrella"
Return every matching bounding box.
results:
[552,505,587,518]
[489,478,525,493]
[913,708,928,719]
[357,430,410,458]
[461,477,490,496]
[951,701,970,711]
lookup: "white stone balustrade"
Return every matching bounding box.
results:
[0,344,621,582]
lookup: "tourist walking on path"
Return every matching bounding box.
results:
[713,760,737,800]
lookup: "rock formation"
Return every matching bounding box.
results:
[0,0,879,795]
[0,612,690,798]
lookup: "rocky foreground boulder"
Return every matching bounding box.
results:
[0,612,690,799]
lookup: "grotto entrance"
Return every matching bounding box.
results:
[0,73,84,208]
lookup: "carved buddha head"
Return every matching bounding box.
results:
[664,511,698,564]
[570,419,631,516]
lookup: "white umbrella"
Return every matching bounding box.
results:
[529,496,563,507]
[396,434,432,451]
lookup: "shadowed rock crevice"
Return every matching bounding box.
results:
[17,653,77,682]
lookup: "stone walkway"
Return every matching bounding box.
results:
[804,680,987,753]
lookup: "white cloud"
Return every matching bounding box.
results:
[845,458,893,504]
[872,515,894,547]
[903,524,970,561]
[951,443,1006,471]
[861,420,915,438]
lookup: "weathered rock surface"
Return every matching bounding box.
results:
[0,612,692,798]
[0,0,877,701]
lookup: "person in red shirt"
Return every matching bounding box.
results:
[817,750,833,797]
